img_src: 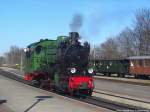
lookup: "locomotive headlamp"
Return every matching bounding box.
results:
[24,48,28,52]
[70,68,76,73]
[88,68,93,74]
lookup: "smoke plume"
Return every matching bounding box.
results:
[70,13,83,32]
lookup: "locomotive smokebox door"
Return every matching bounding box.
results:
[69,32,80,44]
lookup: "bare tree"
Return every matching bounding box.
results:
[0,56,5,66]
[93,8,150,59]
[117,27,135,57]
[98,37,121,59]
[4,46,23,65]
[133,8,150,55]
[90,45,103,60]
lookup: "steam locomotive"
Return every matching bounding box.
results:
[24,32,94,96]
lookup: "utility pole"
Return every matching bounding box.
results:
[20,49,23,72]
[93,44,96,66]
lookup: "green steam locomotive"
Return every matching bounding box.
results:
[24,32,94,96]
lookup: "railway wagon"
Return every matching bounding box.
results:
[94,59,129,77]
[24,32,94,96]
[128,56,150,78]
[93,56,150,79]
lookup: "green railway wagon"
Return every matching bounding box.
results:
[94,59,129,77]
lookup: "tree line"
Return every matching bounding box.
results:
[0,46,23,66]
[91,8,150,59]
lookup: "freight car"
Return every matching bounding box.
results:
[24,32,94,96]
[93,56,150,79]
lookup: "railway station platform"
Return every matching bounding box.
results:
[0,72,109,112]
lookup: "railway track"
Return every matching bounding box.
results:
[76,96,143,111]
[0,69,149,111]
[93,90,150,109]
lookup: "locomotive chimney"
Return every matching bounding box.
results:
[69,32,80,44]
[69,32,79,39]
